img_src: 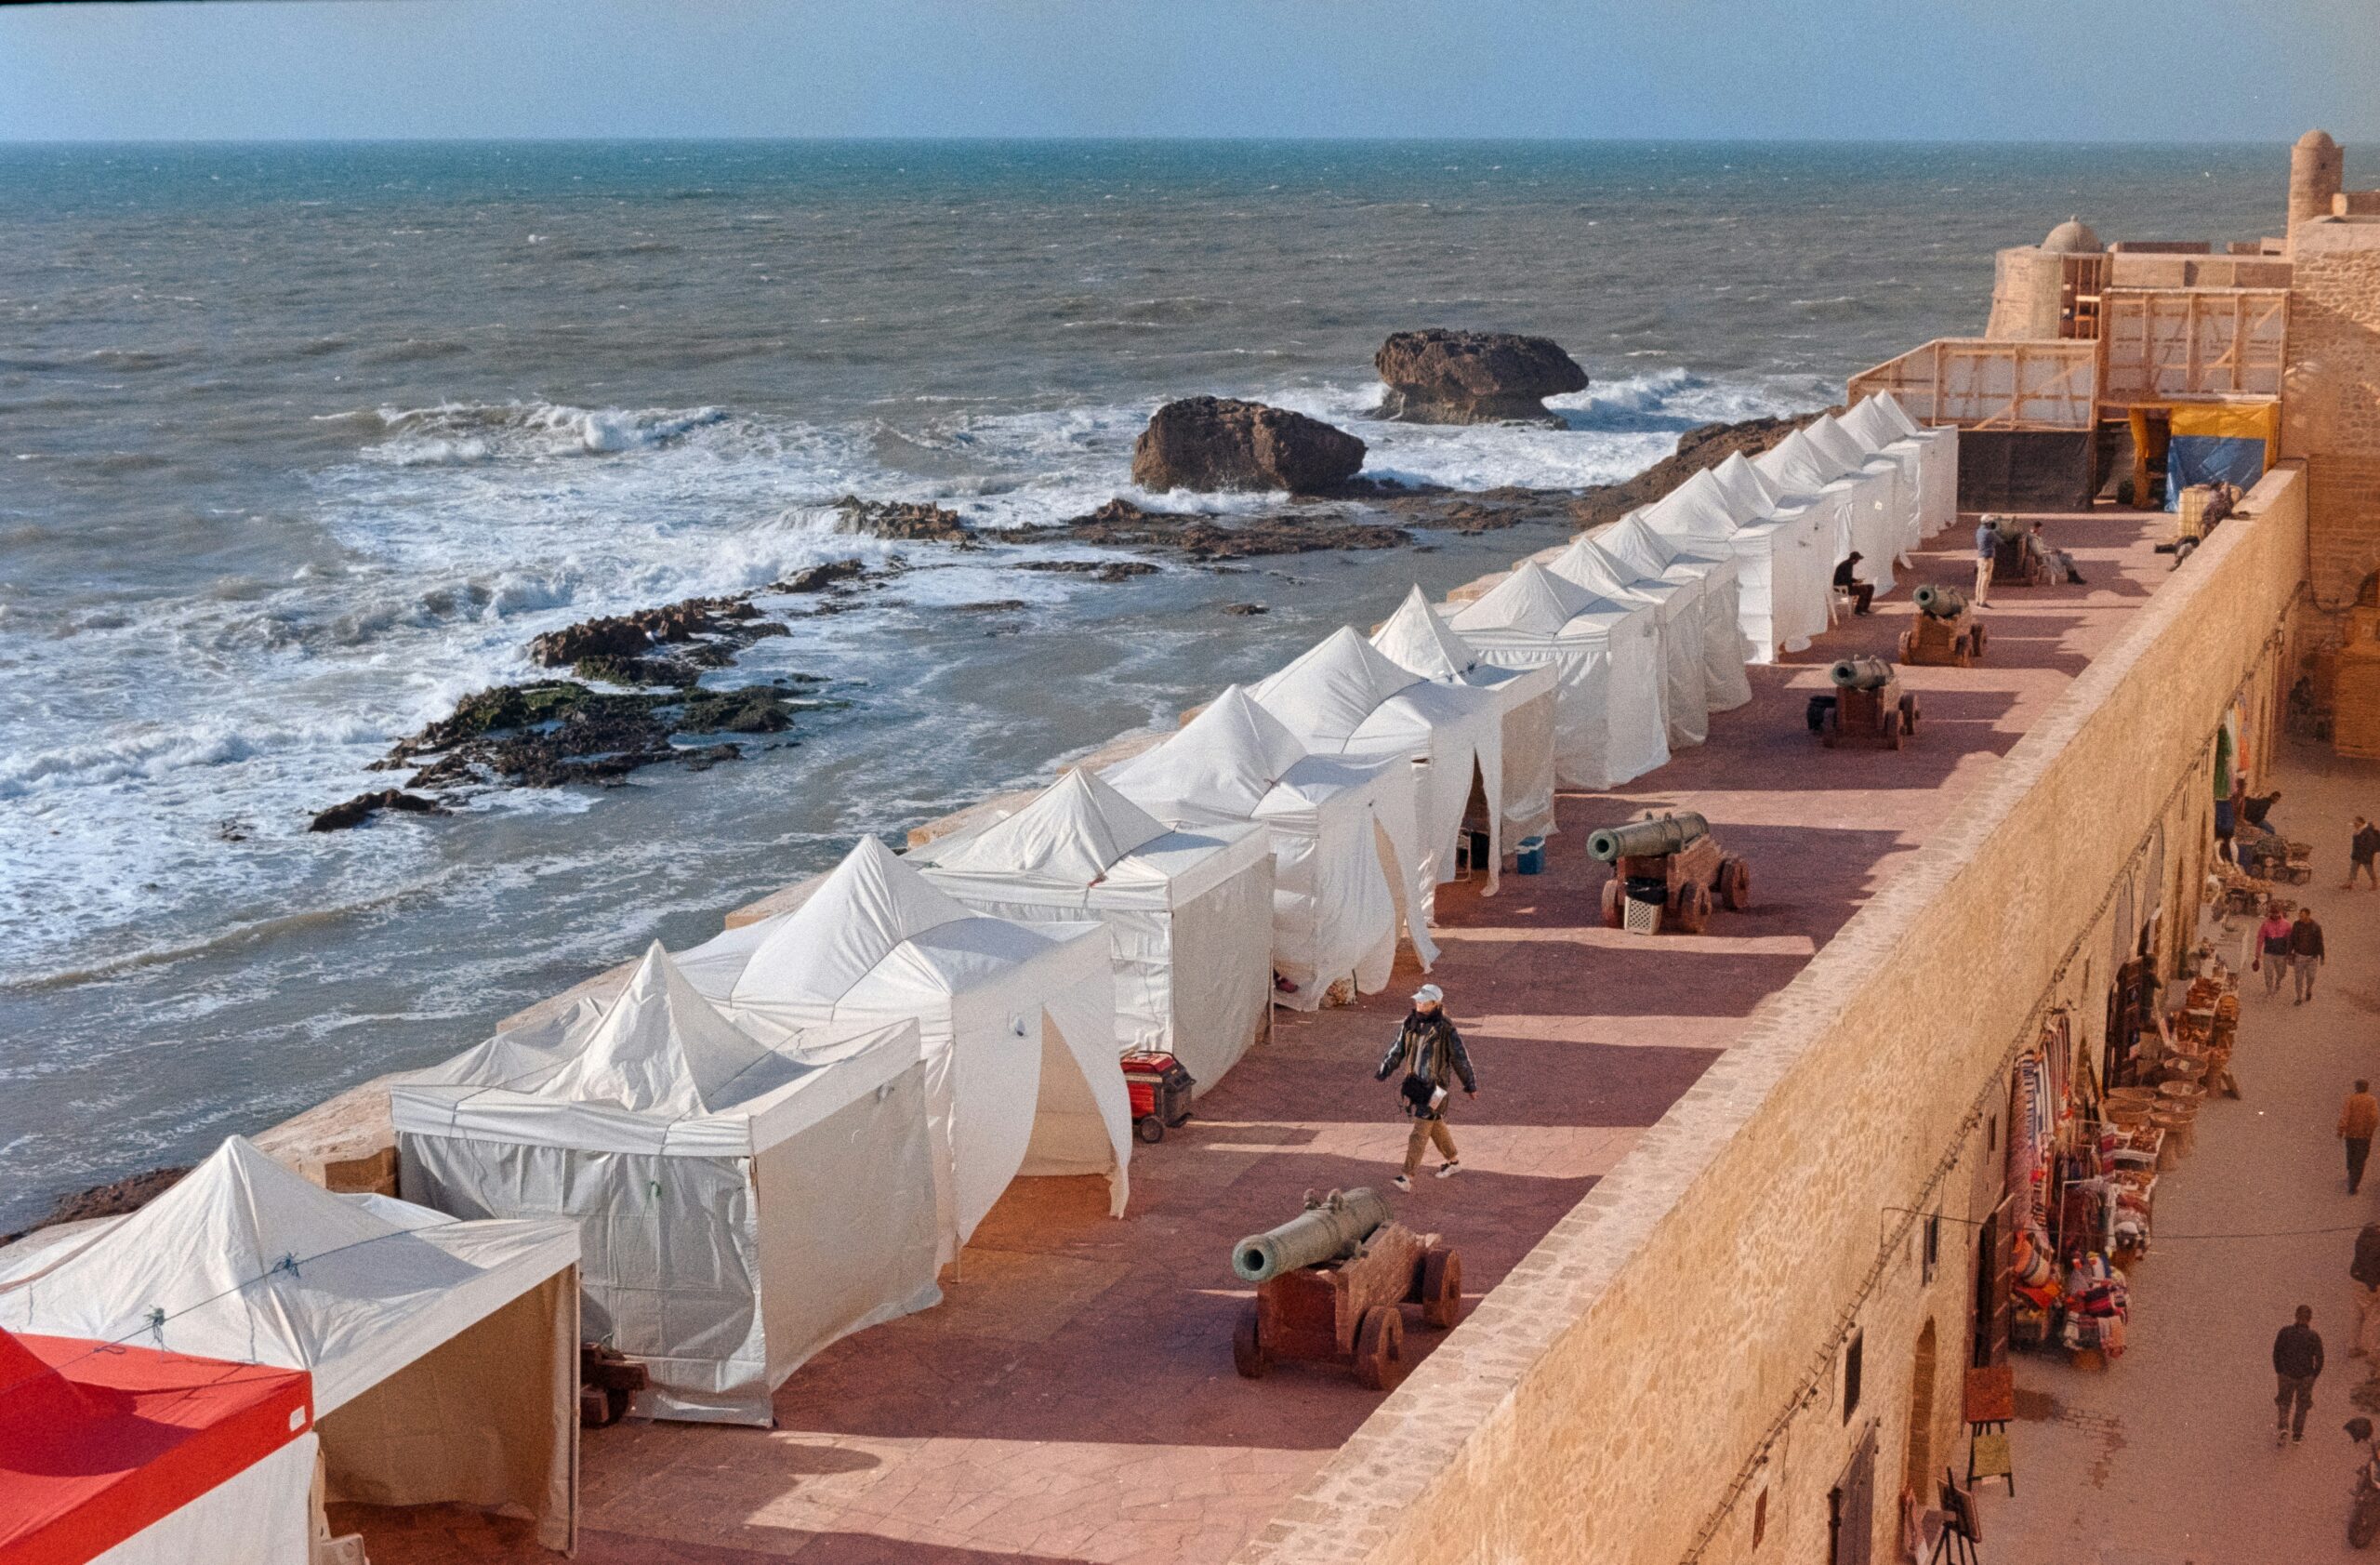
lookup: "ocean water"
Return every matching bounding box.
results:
[0,140,2285,1227]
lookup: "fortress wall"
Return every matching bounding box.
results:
[1236,464,2306,1565]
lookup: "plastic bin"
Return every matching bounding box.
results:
[1516,835,1546,875]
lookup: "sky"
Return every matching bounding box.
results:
[1,0,2375,144]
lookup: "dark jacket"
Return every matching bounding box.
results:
[1376,1009,1475,1118]
[2354,1226,2380,1288]
[2275,1322,2325,1380]
[2354,826,2380,863]
[2292,919,2326,960]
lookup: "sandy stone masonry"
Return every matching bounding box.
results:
[2285,219,2380,612]
[1240,467,2308,1565]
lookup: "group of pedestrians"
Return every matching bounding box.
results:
[2254,900,2326,1001]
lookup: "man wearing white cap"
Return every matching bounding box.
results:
[1373,983,1478,1191]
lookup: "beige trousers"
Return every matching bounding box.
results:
[1403,1117,1459,1177]
[1975,554,1995,603]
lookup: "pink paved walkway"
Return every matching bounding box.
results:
[344,505,2172,1565]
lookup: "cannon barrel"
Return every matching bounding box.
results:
[1912,584,1968,619]
[1829,656,1896,691]
[1588,811,1711,864]
[1985,512,2027,540]
[1231,1187,1395,1282]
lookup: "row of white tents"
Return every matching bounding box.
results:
[0,393,1955,1559]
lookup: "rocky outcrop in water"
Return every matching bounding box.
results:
[370,678,825,795]
[1020,497,1409,561]
[527,595,788,687]
[833,497,978,545]
[1563,410,1828,531]
[309,789,449,832]
[1373,329,1589,426]
[1130,398,1367,495]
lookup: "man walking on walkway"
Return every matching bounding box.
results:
[2292,906,2328,1003]
[2256,905,2294,997]
[2352,1226,2380,1358]
[2342,1081,2378,1195]
[1375,983,1477,1192]
[2275,1305,2325,1445]
[1974,517,1999,606]
[2346,816,2380,890]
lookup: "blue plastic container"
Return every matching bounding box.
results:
[1516,835,1547,875]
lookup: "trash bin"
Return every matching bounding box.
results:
[1516,835,1546,874]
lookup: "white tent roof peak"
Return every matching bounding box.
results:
[1448,560,1595,637]
[1549,533,1654,598]
[1712,451,1781,520]
[733,837,977,1017]
[1836,396,1905,454]
[540,942,775,1118]
[926,768,1169,885]
[1103,685,1309,826]
[1370,586,1478,683]
[1803,414,1878,474]
[1753,426,1850,494]
[1250,627,1423,748]
[1870,391,1924,439]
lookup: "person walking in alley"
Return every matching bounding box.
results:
[1974,516,1999,606]
[1375,983,1477,1192]
[2343,1081,2378,1195]
[2275,1305,2326,1446]
[2293,906,2328,1003]
[2352,1225,2380,1358]
[2347,816,2380,890]
[2255,904,2294,997]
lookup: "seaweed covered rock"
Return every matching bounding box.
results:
[1130,397,1367,495]
[1373,329,1588,425]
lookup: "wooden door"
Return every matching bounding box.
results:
[1830,1424,1879,1565]
[1973,1197,2012,1368]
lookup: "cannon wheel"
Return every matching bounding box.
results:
[1136,1115,1166,1145]
[1601,877,1624,930]
[1673,880,1712,935]
[1899,691,1921,737]
[1719,855,1752,912]
[1419,1247,1463,1330]
[1353,1306,1407,1391]
[1882,709,1905,751]
[1971,621,1989,659]
[1897,629,1914,663]
[1232,1306,1268,1379]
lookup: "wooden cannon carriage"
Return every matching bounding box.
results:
[1986,513,2053,589]
[1808,656,1921,751]
[1230,1188,1461,1390]
[1593,811,1750,935]
[1899,583,1988,668]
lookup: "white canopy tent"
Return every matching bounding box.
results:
[1251,626,1508,899]
[912,769,1275,1092]
[0,1137,581,1553]
[1104,686,1436,1011]
[1547,532,1708,749]
[392,944,942,1426]
[1805,413,1918,571]
[1449,562,1669,790]
[1669,455,1833,662]
[1622,471,1761,703]
[1755,424,1897,597]
[677,837,1132,1260]
[1843,392,1959,543]
[1370,586,1559,844]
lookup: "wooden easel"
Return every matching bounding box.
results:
[1963,1364,2016,1496]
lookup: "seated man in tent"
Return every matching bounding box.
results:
[1832,551,1873,617]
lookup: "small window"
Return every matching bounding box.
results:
[1924,1213,1943,1284]
[1843,1330,1864,1422]
[1752,1487,1767,1549]
[1988,1114,1998,1153]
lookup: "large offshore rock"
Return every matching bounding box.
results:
[1130,397,1367,494]
[1373,328,1589,425]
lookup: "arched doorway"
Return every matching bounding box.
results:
[1902,1319,1939,1501]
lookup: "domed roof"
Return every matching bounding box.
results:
[2042,218,2103,254]
[2298,128,2338,150]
